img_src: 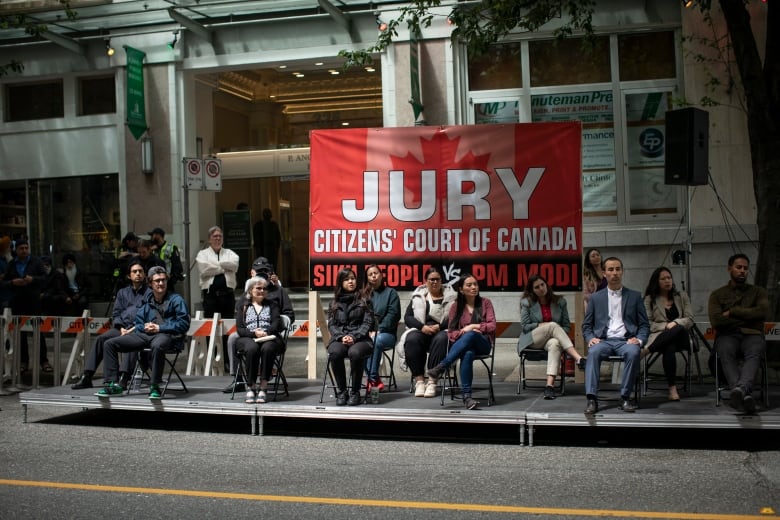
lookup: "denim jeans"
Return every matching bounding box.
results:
[366,332,396,381]
[440,331,491,394]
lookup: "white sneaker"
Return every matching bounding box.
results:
[414,380,425,397]
[245,389,256,404]
[424,381,437,398]
[256,390,267,404]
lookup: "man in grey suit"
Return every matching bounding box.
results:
[582,256,649,415]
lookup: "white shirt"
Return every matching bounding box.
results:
[606,288,627,339]
[195,246,240,290]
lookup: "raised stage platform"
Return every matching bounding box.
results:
[17,377,779,446]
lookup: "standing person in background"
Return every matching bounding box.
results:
[364,264,400,392]
[2,240,50,373]
[0,236,13,310]
[583,248,607,312]
[53,253,91,316]
[196,226,240,372]
[642,267,694,402]
[112,232,139,286]
[149,227,184,289]
[134,239,165,277]
[253,208,281,267]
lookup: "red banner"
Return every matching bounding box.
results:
[310,123,582,291]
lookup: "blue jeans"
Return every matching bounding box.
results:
[366,332,396,381]
[585,339,640,399]
[440,331,492,395]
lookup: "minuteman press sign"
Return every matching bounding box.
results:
[309,123,583,291]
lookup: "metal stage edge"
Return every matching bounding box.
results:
[17,378,780,445]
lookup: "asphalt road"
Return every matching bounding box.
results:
[1,394,779,520]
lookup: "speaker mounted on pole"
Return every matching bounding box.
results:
[664,107,709,186]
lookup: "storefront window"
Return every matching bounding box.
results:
[529,37,610,86]
[27,175,120,301]
[624,91,676,215]
[619,32,676,81]
[531,90,617,217]
[468,42,522,91]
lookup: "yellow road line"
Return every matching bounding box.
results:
[0,479,775,519]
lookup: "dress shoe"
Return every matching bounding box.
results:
[71,375,93,390]
[222,381,245,393]
[729,386,745,411]
[619,399,637,412]
[742,394,757,415]
[584,399,598,415]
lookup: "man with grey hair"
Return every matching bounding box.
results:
[99,265,190,399]
[196,225,240,372]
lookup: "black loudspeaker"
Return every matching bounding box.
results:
[664,107,709,185]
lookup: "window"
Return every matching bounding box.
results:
[468,42,522,91]
[79,76,116,115]
[529,37,610,86]
[5,80,64,121]
[466,30,681,224]
[619,32,676,81]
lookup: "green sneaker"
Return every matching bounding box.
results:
[149,384,162,400]
[96,382,124,397]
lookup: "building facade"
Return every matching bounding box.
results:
[0,0,766,320]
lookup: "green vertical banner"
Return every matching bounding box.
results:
[409,26,424,122]
[125,46,147,140]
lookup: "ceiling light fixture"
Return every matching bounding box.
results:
[105,39,115,56]
[683,0,694,7]
[375,15,388,32]
[167,31,179,49]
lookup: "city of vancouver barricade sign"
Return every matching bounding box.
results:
[309,123,582,291]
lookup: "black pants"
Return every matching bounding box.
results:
[327,340,372,393]
[648,325,689,386]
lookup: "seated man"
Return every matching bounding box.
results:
[72,259,151,390]
[99,266,190,399]
[581,256,649,415]
[707,253,768,414]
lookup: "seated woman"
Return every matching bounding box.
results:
[327,268,374,406]
[642,267,694,402]
[364,264,401,392]
[426,273,496,410]
[395,266,456,398]
[517,274,586,400]
[235,275,283,404]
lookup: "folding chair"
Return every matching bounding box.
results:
[713,349,769,408]
[379,343,397,391]
[231,315,291,401]
[127,340,188,398]
[517,348,566,396]
[319,340,373,404]
[642,338,693,396]
[440,338,496,407]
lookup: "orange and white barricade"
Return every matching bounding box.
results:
[185,311,222,376]
[1,307,19,395]
[62,314,112,386]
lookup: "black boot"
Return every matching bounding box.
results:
[71,373,93,390]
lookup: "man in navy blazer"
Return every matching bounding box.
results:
[582,256,649,415]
